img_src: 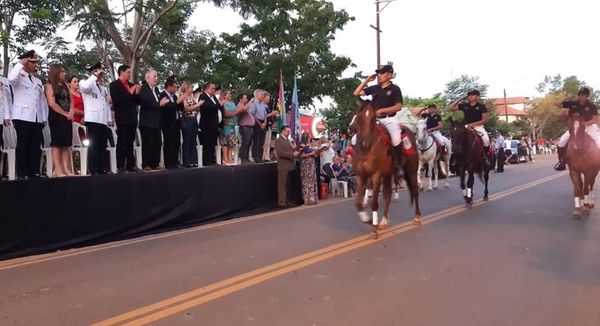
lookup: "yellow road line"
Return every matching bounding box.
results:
[94,172,566,326]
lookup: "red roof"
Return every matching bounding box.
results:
[494,104,527,116]
[492,97,529,106]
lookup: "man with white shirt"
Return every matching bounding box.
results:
[7,50,48,179]
[79,62,113,175]
[0,76,11,149]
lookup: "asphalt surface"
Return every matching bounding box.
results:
[1,155,598,326]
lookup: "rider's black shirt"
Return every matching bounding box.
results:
[364,83,403,115]
[424,113,442,130]
[458,102,487,124]
[562,100,598,122]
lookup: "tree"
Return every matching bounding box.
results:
[321,76,361,134]
[68,0,199,81]
[207,0,353,106]
[526,93,567,140]
[443,74,489,101]
[536,74,600,103]
[0,0,65,76]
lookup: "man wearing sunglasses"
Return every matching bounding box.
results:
[353,64,404,176]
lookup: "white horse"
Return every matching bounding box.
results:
[416,120,451,191]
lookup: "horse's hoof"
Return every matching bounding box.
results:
[573,209,582,219]
[358,211,371,223]
[426,188,433,192]
[392,193,400,201]
[483,196,489,202]
[368,230,379,240]
[433,186,438,190]
[413,217,422,226]
[465,202,472,209]
[444,184,450,189]
[582,207,591,217]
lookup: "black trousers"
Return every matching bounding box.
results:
[239,126,254,162]
[140,127,162,169]
[199,129,218,166]
[13,120,43,178]
[496,148,505,172]
[86,122,109,174]
[252,124,266,162]
[116,125,136,171]
[181,117,198,166]
[162,124,181,168]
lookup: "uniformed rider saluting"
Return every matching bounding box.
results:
[448,89,491,166]
[553,87,599,171]
[353,65,404,175]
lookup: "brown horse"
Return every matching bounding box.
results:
[565,116,600,218]
[449,119,490,207]
[351,100,421,239]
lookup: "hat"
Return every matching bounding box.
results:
[467,89,481,96]
[375,65,394,74]
[426,104,437,109]
[87,61,104,73]
[17,50,38,62]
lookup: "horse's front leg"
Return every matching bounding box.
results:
[466,168,475,207]
[355,176,370,223]
[483,163,490,201]
[369,175,383,239]
[380,176,392,230]
[570,169,584,219]
[417,159,424,190]
[443,154,451,188]
[431,157,439,190]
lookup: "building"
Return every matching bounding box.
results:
[493,97,529,123]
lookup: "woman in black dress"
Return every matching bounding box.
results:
[45,64,73,177]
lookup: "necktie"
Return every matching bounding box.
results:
[28,75,33,83]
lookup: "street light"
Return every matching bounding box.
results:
[371,0,397,68]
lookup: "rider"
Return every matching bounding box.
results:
[422,104,449,154]
[554,87,599,171]
[449,89,491,166]
[352,65,404,176]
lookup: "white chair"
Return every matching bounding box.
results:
[107,126,117,174]
[71,122,88,176]
[330,177,349,198]
[1,125,17,180]
[40,125,53,177]
[134,128,142,169]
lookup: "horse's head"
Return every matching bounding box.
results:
[449,118,467,156]
[352,100,378,151]
[416,119,428,146]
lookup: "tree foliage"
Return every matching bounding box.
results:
[0,0,66,75]
[443,74,489,101]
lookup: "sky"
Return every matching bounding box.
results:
[188,0,600,100]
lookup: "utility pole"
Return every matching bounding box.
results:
[503,89,509,122]
[370,0,396,68]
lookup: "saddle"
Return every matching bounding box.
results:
[374,123,416,156]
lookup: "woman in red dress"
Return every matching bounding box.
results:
[69,76,84,124]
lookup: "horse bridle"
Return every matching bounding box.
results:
[417,124,435,153]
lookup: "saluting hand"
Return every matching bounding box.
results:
[160,97,170,106]
[3,119,10,127]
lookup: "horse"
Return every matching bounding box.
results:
[449,119,490,207]
[351,100,421,239]
[415,119,451,191]
[565,116,600,218]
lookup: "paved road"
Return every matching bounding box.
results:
[1,155,599,326]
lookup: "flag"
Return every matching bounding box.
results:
[276,71,286,129]
[290,75,301,143]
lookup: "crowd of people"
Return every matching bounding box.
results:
[0,50,280,179]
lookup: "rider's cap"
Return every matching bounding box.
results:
[17,50,38,62]
[426,104,437,109]
[467,89,480,96]
[577,87,591,96]
[375,65,394,74]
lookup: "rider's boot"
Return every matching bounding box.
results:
[392,145,404,179]
[554,146,566,171]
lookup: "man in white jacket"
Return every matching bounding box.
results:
[7,50,48,179]
[79,62,113,175]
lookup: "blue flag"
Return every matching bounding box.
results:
[290,76,301,143]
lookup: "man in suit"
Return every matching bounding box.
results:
[139,70,170,171]
[198,83,223,166]
[109,64,141,172]
[160,79,183,169]
[79,62,113,174]
[275,126,298,207]
[7,50,48,179]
